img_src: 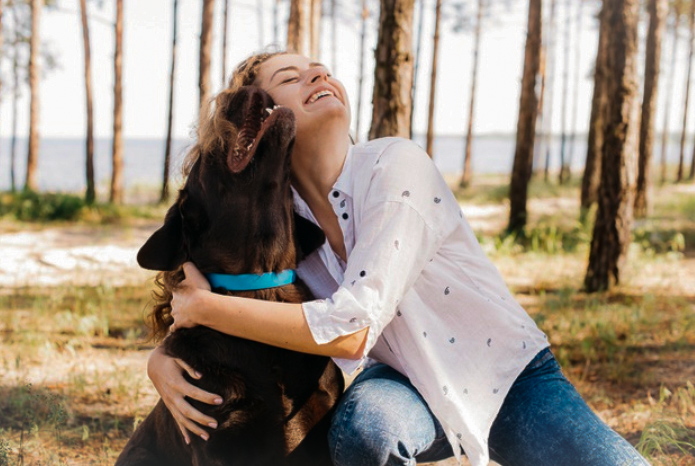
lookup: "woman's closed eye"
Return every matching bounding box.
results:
[281,76,299,84]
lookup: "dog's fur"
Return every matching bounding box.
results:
[115,86,344,466]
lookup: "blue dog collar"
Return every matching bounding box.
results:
[205,270,297,291]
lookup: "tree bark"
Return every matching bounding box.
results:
[79,0,95,204]
[581,4,608,212]
[459,0,484,188]
[355,0,369,142]
[257,0,264,50]
[199,0,215,129]
[331,0,337,74]
[369,0,415,140]
[542,0,557,182]
[25,0,41,192]
[10,7,19,193]
[287,0,308,55]
[425,0,442,158]
[110,0,124,204]
[660,12,680,184]
[635,0,667,216]
[585,0,639,293]
[162,0,179,203]
[409,0,425,139]
[508,0,542,233]
[309,0,321,60]
[558,0,571,184]
[222,0,229,85]
[566,0,584,183]
[678,0,694,183]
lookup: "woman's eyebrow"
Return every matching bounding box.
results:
[270,63,328,83]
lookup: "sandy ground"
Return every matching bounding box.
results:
[0,203,509,289]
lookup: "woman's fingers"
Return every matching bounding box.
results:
[174,357,202,380]
[182,262,211,291]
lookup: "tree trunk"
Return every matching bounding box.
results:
[409,0,425,139]
[542,0,557,182]
[369,0,415,139]
[585,0,639,293]
[199,0,215,128]
[635,0,667,216]
[309,0,321,60]
[459,0,484,188]
[162,0,179,203]
[532,22,547,176]
[222,0,229,85]
[567,0,584,183]
[110,0,124,204]
[257,0,264,50]
[508,0,542,233]
[581,4,608,212]
[273,0,279,46]
[25,0,41,192]
[558,0,571,184]
[287,0,308,55]
[331,0,337,73]
[678,0,694,183]
[660,12,680,184]
[10,7,19,193]
[425,0,442,158]
[355,0,369,142]
[79,0,95,204]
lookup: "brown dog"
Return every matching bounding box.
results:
[115,86,344,466]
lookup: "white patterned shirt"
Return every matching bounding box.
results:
[293,137,549,466]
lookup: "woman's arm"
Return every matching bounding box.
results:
[171,262,369,360]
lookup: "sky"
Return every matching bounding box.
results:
[0,0,689,143]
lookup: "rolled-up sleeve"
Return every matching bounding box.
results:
[301,139,461,372]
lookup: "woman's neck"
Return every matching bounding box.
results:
[290,131,351,209]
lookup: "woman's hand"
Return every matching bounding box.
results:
[147,345,223,443]
[171,262,211,331]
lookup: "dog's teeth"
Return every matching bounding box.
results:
[265,108,273,115]
[273,105,281,109]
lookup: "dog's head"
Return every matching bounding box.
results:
[137,86,326,274]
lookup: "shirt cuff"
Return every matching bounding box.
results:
[301,297,379,374]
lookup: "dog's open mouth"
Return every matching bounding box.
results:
[228,90,293,173]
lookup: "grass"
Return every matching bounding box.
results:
[0,191,167,225]
[0,178,694,465]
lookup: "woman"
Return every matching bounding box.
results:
[147,50,648,466]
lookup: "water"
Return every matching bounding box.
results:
[0,135,687,193]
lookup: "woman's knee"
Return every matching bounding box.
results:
[328,366,439,466]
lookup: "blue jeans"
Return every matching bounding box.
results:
[328,348,650,466]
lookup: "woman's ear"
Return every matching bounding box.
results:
[137,203,186,271]
[293,212,326,260]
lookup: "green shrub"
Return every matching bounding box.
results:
[0,191,86,221]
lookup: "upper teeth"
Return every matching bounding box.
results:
[309,90,333,104]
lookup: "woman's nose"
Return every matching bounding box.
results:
[308,68,328,84]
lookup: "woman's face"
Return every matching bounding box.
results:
[255,54,351,139]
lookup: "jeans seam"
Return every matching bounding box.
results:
[332,381,366,464]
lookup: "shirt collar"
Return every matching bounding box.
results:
[291,143,355,219]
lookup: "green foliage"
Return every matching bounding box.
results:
[0,191,86,221]
[0,191,165,223]
[479,221,592,255]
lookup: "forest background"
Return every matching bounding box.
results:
[0,0,693,464]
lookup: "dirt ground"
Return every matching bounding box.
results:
[0,191,693,465]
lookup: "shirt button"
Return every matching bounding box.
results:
[332,191,340,198]
[342,213,349,220]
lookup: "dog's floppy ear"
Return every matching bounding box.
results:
[293,212,327,260]
[137,204,187,271]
